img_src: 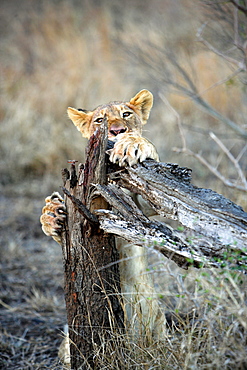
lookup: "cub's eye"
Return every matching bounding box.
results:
[94,117,104,124]
[122,111,132,118]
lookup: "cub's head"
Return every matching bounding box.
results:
[67,89,153,140]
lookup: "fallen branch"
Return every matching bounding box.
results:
[92,159,247,269]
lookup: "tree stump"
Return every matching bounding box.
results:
[61,119,124,369]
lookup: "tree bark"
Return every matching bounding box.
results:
[61,120,124,370]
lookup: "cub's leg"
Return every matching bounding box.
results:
[40,192,66,244]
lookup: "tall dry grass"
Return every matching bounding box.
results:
[57,247,247,369]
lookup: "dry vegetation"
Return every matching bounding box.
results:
[1,0,247,369]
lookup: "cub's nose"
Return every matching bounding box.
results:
[110,128,127,136]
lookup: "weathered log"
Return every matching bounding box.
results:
[117,162,247,244]
[94,161,247,269]
[60,119,124,370]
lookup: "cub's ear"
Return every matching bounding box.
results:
[128,89,153,124]
[67,107,93,139]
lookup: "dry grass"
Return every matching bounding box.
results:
[75,249,247,369]
[1,0,247,368]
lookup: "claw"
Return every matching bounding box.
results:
[40,192,66,244]
[108,134,159,167]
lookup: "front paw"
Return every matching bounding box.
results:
[40,192,66,244]
[107,133,159,166]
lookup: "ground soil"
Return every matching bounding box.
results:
[0,188,67,369]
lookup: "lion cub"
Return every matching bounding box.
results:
[67,89,159,166]
[41,90,166,341]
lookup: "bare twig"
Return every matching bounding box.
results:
[209,132,247,189]
[163,98,247,193]
[192,68,242,99]
[159,93,187,150]
[185,148,247,192]
[233,3,240,47]
[236,143,247,162]
[197,22,246,71]
[199,99,247,139]
[229,0,247,16]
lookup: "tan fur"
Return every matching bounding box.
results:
[40,192,66,244]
